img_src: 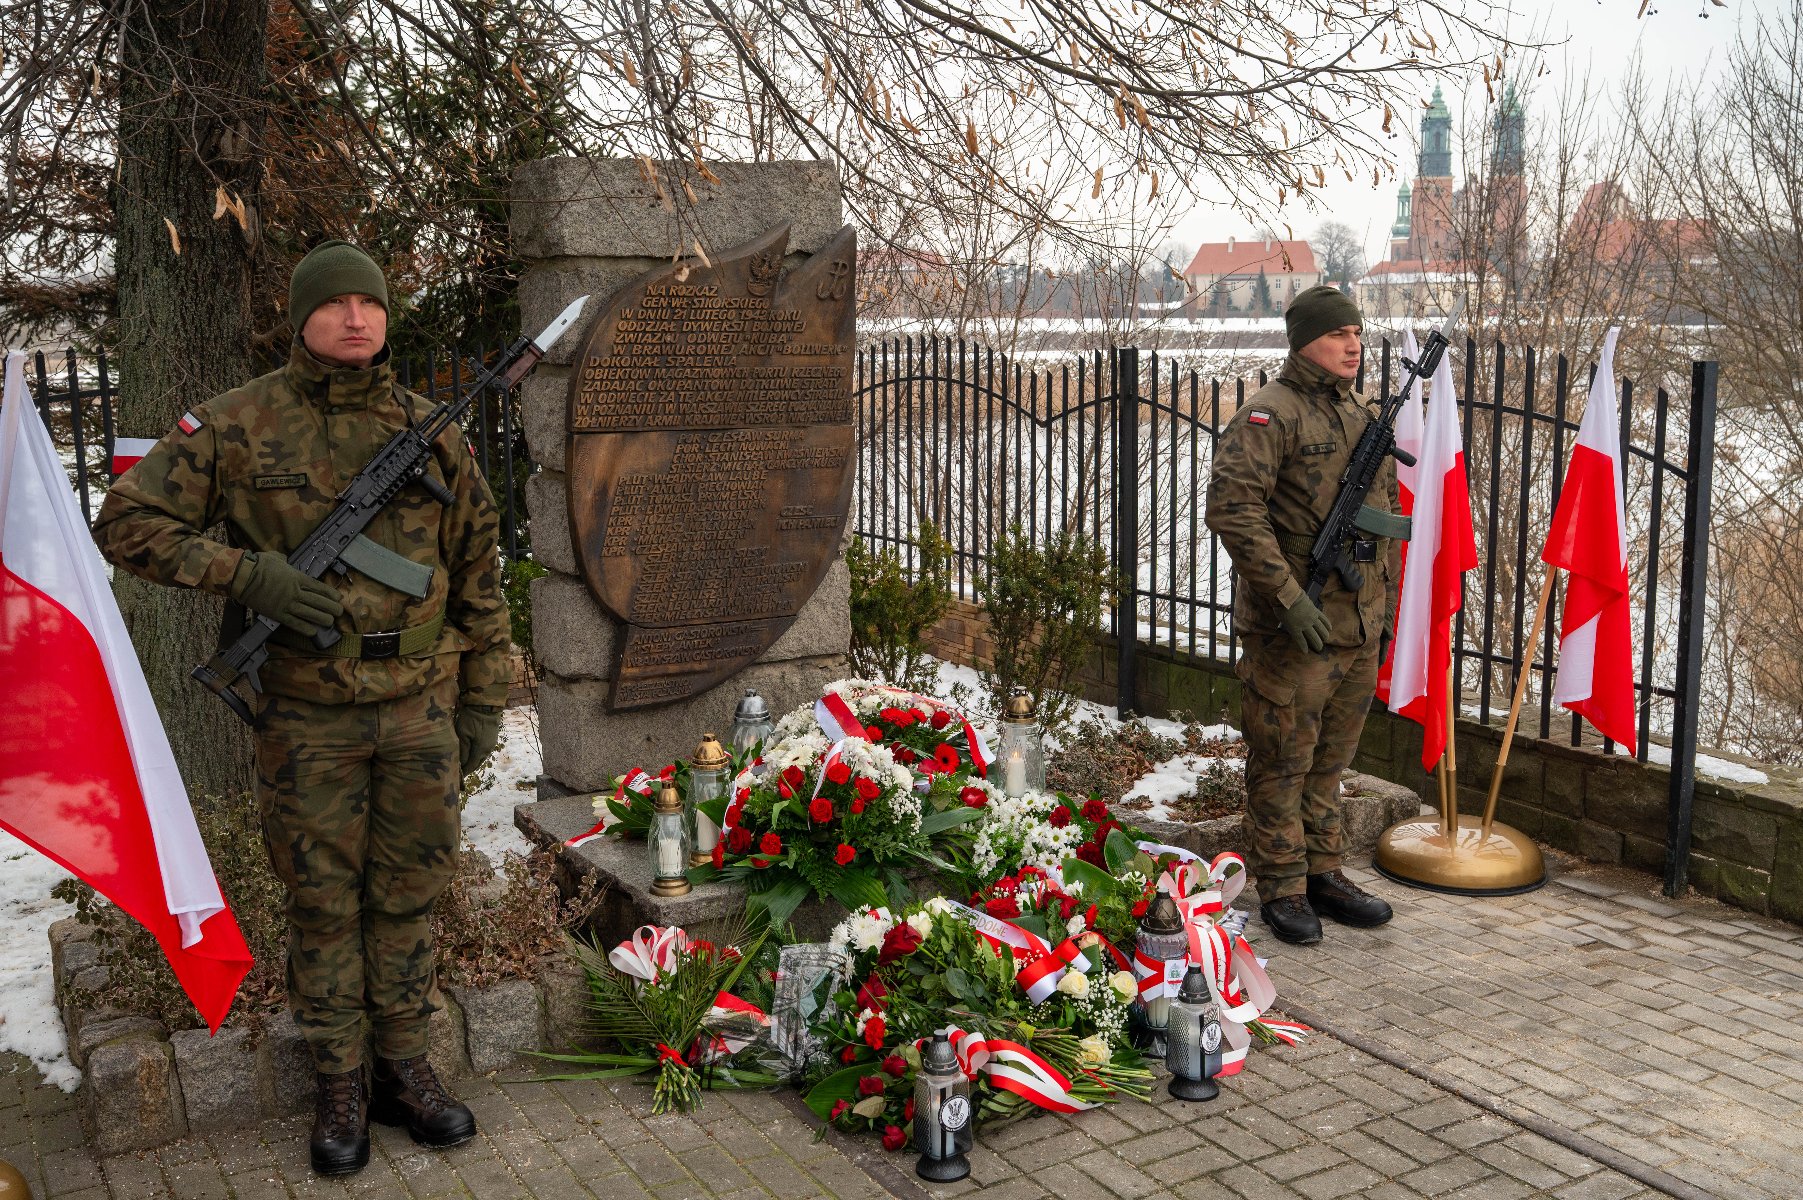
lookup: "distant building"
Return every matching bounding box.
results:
[1182,238,1320,317]
[1359,86,1480,319]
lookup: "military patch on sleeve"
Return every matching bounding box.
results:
[176,411,204,435]
[1247,410,1272,426]
[254,472,308,490]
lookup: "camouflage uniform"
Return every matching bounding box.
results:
[94,341,509,1071]
[1205,353,1402,900]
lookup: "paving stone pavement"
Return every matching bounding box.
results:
[0,848,1787,1200]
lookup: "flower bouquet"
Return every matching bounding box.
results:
[800,898,1151,1140]
[543,920,780,1114]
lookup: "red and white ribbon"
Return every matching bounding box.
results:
[702,991,770,1060]
[942,900,1092,1004]
[566,767,653,848]
[815,693,866,743]
[919,1027,1099,1114]
[608,925,689,984]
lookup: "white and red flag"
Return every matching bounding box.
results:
[0,352,251,1031]
[1375,328,1425,706]
[1542,328,1636,753]
[1386,334,1479,769]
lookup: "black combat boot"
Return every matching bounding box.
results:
[371,1054,477,1148]
[310,1067,370,1176]
[1260,893,1323,945]
[1307,868,1395,927]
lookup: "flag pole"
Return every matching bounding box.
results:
[1445,654,1458,828]
[1480,568,1557,842]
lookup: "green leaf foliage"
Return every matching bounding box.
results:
[975,524,1113,733]
[847,524,953,693]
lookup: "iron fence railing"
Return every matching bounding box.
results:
[853,335,1718,895]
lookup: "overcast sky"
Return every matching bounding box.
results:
[1174,0,1764,267]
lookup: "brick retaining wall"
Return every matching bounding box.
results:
[927,599,1803,921]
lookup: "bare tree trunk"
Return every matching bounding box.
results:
[112,0,268,799]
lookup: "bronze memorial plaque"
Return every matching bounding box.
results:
[565,223,857,709]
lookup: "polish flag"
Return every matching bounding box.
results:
[111,437,157,477]
[1542,328,1636,754]
[1386,335,1478,769]
[1375,329,1425,706]
[0,352,251,1031]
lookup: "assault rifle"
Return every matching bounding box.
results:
[1303,301,1462,602]
[193,295,589,723]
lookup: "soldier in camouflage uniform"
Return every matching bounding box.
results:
[94,241,508,1175]
[1205,286,1404,946]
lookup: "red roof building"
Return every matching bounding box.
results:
[1182,238,1321,317]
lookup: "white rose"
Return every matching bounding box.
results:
[1109,971,1137,1001]
[925,896,955,916]
[1077,1034,1112,1067]
[907,912,933,939]
[1055,970,1090,999]
[1066,915,1086,938]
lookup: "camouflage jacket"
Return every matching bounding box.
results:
[93,341,511,708]
[1204,352,1402,648]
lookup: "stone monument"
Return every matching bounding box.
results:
[511,158,853,799]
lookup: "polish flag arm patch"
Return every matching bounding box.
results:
[176,411,204,435]
[1246,410,1272,426]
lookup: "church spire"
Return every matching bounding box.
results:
[1420,85,1453,178]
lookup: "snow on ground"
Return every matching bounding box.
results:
[1122,754,1235,824]
[0,830,79,1091]
[1643,742,1772,787]
[461,706,542,864]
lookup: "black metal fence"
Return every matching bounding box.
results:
[23,347,528,559]
[853,336,1719,894]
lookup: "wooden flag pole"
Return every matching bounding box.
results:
[1480,569,1558,841]
[1446,654,1459,829]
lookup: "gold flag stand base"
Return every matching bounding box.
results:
[1374,814,1547,895]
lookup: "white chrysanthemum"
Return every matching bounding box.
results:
[848,910,893,952]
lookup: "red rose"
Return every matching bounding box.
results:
[882,1054,908,1078]
[904,1097,915,1122]
[840,1045,859,1063]
[858,1074,886,1097]
[855,777,882,801]
[882,1124,907,1152]
[984,896,1021,919]
[1082,799,1109,822]
[851,797,866,815]
[834,843,856,866]
[1049,805,1072,828]
[810,796,834,822]
[826,760,853,786]
[933,743,961,773]
[929,709,952,730]
[863,1013,886,1051]
[878,922,923,963]
[1076,842,1104,866]
[1059,895,1079,919]
[1131,898,1149,918]
[727,827,753,854]
[659,764,677,779]
[856,975,887,1012]
[782,765,805,788]
[759,832,783,856]
[752,857,772,869]
[831,1099,850,1121]
[893,747,916,766]
[959,786,988,809]
[711,844,724,869]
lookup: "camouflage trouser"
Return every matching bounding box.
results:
[254,677,461,1073]
[1236,632,1379,899]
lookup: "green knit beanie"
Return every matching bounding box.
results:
[1285,284,1362,352]
[288,240,388,333]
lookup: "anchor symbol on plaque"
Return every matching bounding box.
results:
[816,259,851,301]
[747,250,784,297]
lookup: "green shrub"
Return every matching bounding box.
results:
[847,523,953,693]
[502,556,548,666]
[975,525,1112,733]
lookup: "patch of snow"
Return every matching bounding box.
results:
[0,830,79,1091]
[462,706,542,863]
[1642,742,1771,787]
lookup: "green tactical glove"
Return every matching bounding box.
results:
[456,704,504,777]
[1279,594,1332,654]
[229,550,345,636]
